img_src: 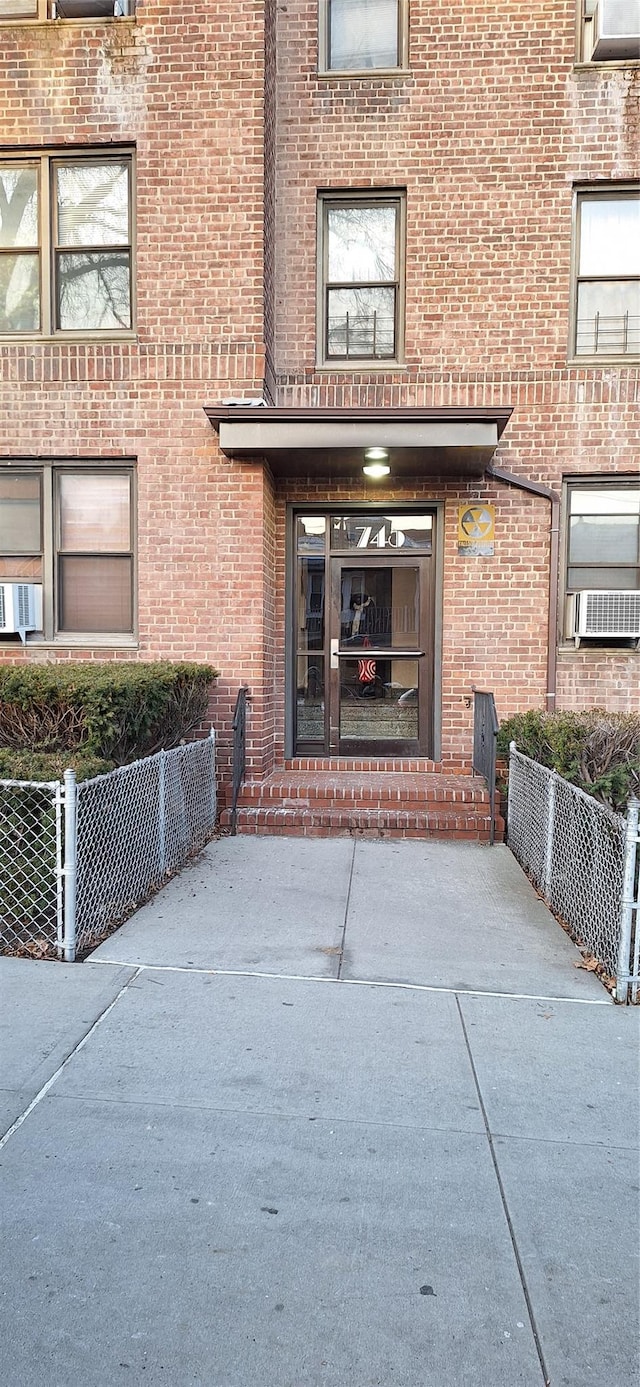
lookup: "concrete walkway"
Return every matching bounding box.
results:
[1,838,638,1387]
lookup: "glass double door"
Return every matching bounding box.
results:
[295,513,435,756]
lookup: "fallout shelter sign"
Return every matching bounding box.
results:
[457,504,495,557]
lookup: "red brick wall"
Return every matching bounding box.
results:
[1,1,638,786]
[0,4,269,787]
[268,1,640,376]
[264,0,640,749]
[0,5,265,344]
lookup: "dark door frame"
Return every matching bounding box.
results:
[328,553,433,756]
[286,502,444,761]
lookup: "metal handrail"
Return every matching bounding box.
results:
[471,686,499,846]
[230,685,249,836]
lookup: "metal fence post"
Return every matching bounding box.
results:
[54,780,64,959]
[209,727,217,826]
[543,770,556,902]
[616,799,639,1005]
[63,768,77,963]
[158,750,166,875]
[507,741,516,842]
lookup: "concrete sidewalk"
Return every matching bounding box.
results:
[91,837,610,999]
[1,838,638,1387]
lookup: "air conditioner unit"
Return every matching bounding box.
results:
[589,0,640,61]
[0,583,43,643]
[568,589,640,646]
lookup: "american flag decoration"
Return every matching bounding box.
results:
[357,658,377,684]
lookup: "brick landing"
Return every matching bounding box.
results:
[220,764,501,841]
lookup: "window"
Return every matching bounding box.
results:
[318,192,405,363]
[572,191,640,357]
[319,0,407,73]
[566,483,640,592]
[0,1,133,21]
[580,1,640,64]
[0,465,135,640]
[0,151,133,337]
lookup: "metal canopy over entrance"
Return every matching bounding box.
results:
[205,405,512,479]
[294,510,436,757]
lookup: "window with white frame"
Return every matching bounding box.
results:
[573,191,640,357]
[319,0,407,73]
[566,483,640,593]
[580,1,640,63]
[319,192,404,362]
[0,465,135,640]
[0,1,133,21]
[0,151,133,336]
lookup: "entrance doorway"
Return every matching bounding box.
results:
[293,511,436,756]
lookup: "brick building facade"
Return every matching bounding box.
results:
[0,1,638,833]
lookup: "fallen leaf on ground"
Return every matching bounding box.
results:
[574,955,599,971]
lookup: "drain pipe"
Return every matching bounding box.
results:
[486,465,560,713]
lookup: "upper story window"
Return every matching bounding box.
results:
[580,0,640,63]
[0,1,133,20]
[572,190,640,358]
[319,0,407,74]
[0,151,133,338]
[318,192,405,365]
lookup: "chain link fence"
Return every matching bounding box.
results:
[0,779,63,958]
[507,745,639,1001]
[0,734,216,962]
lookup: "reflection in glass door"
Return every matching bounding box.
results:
[295,515,327,745]
[293,512,435,756]
[334,561,422,752]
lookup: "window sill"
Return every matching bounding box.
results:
[315,68,412,81]
[567,355,640,368]
[315,360,408,373]
[0,332,137,345]
[573,59,640,71]
[0,635,138,649]
[558,641,639,654]
[0,16,135,26]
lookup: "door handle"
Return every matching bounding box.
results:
[337,649,424,659]
[330,638,339,669]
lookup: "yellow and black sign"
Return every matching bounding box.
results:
[457,504,495,556]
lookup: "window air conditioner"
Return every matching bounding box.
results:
[0,583,43,642]
[589,0,640,61]
[568,589,640,646]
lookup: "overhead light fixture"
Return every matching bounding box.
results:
[363,461,391,479]
[363,446,390,479]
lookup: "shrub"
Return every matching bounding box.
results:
[0,661,217,766]
[0,749,113,783]
[498,709,640,814]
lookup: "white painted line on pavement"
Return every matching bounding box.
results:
[88,959,613,1005]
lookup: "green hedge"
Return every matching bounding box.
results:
[498,709,640,815]
[0,661,217,766]
[0,749,113,783]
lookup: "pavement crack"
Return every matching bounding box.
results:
[0,967,143,1153]
[455,993,551,1387]
[36,1091,486,1137]
[336,838,357,981]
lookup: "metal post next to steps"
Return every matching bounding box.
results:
[230,686,250,835]
[471,687,499,845]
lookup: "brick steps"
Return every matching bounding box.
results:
[220,768,502,841]
[286,757,444,774]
